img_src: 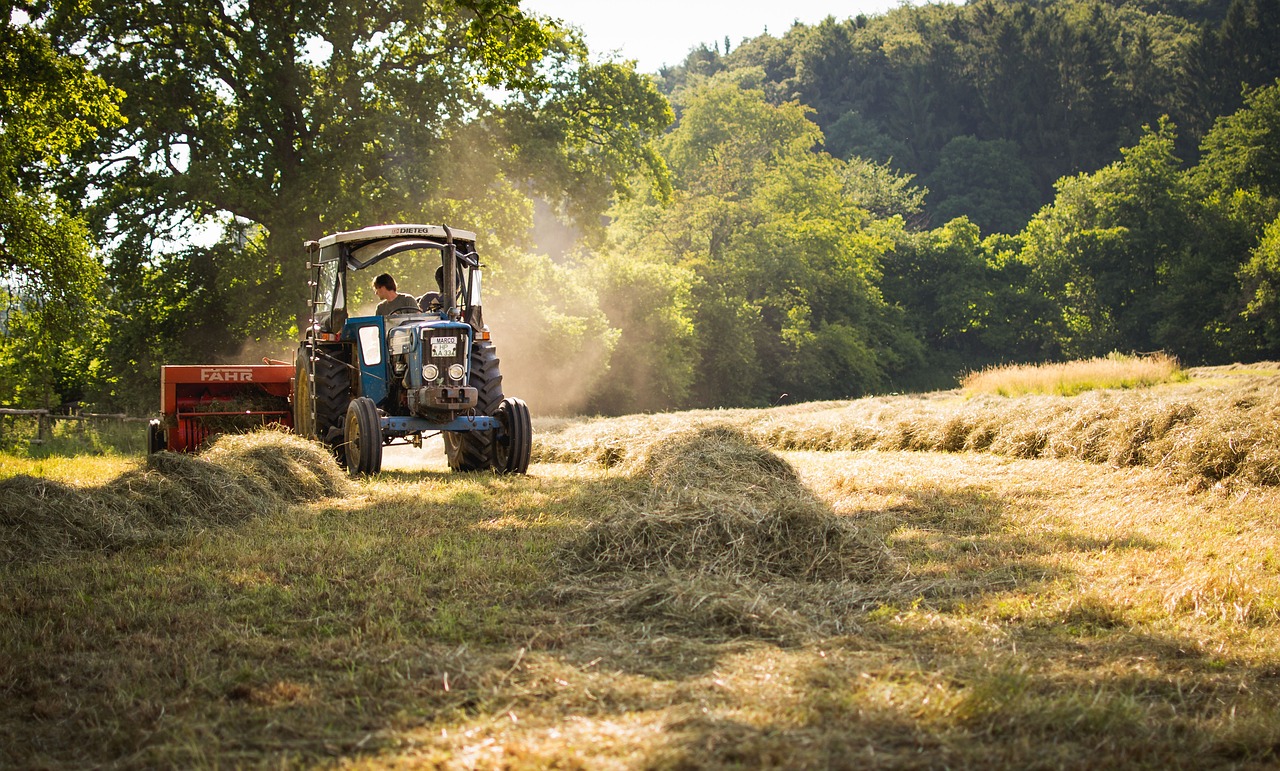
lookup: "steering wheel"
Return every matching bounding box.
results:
[388,306,418,317]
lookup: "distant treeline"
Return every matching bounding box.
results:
[2,0,1278,416]
[657,0,1280,235]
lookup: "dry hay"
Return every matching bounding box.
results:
[554,572,886,643]
[0,429,348,562]
[166,392,291,434]
[555,427,892,642]
[563,426,889,582]
[539,377,1280,488]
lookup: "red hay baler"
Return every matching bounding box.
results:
[147,362,295,453]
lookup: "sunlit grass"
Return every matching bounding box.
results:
[535,367,1280,488]
[961,352,1186,396]
[0,451,141,484]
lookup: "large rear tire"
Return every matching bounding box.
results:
[491,397,531,475]
[292,345,314,439]
[343,397,383,475]
[444,339,504,472]
[312,346,351,448]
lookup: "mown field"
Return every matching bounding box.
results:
[3,364,1280,769]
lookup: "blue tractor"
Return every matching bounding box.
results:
[293,224,531,475]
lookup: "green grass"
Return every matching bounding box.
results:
[5,363,1280,768]
[0,451,139,485]
[0,414,147,457]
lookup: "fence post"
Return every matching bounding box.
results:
[37,410,51,445]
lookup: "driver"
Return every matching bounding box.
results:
[373,273,419,316]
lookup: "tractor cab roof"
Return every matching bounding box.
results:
[316,224,479,272]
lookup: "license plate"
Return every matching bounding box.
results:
[430,336,458,357]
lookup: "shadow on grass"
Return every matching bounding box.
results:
[645,617,1280,770]
[0,465,616,768]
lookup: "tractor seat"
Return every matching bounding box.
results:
[419,291,442,312]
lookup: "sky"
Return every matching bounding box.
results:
[520,0,920,74]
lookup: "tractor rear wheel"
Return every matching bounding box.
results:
[491,397,531,475]
[343,397,383,475]
[292,346,313,438]
[445,339,504,472]
[309,345,351,448]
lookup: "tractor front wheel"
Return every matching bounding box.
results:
[343,397,383,475]
[491,397,531,475]
[445,339,504,472]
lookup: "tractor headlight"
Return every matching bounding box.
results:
[447,363,465,381]
[423,364,439,381]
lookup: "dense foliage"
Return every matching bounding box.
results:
[9,0,672,410]
[578,0,1280,407]
[658,0,1280,234]
[2,0,1278,415]
[0,5,121,406]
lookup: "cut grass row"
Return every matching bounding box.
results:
[535,367,1280,489]
[0,430,348,562]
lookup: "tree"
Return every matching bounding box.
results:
[840,155,927,223]
[879,216,992,355]
[0,10,122,407]
[1016,119,1246,360]
[609,78,920,408]
[1239,213,1280,350]
[925,136,1039,234]
[1180,0,1280,147]
[584,254,697,415]
[40,0,672,406]
[1193,78,1280,202]
[824,110,905,164]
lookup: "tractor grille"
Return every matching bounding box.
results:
[425,332,467,384]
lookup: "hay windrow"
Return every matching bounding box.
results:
[0,430,348,562]
[535,374,1280,488]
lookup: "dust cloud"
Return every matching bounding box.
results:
[219,336,297,366]
[485,300,611,418]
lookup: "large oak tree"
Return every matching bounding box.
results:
[37,0,670,407]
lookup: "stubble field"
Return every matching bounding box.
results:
[3,365,1279,769]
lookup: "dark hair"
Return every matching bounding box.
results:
[373,273,396,292]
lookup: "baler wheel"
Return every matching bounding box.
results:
[292,347,313,439]
[147,419,166,454]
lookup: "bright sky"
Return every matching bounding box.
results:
[520,0,919,73]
